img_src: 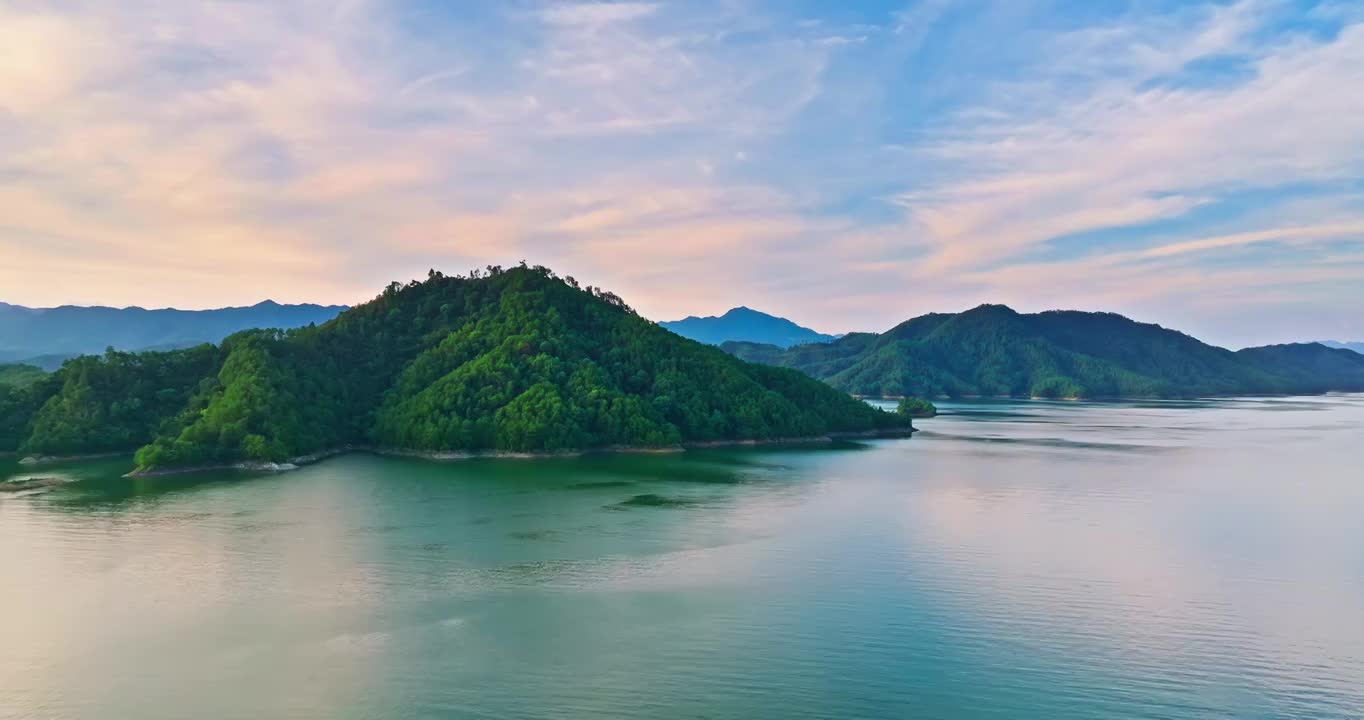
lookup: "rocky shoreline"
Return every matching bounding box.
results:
[121,426,919,478]
[0,476,71,492]
[19,451,131,466]
[123,446,359,478]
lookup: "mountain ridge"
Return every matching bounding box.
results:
[1318,340,1364,355]
[0,300,348,359]
[724,304,1364,399]
[659,306,838,348]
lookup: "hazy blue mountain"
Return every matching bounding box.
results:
[0,300,347,359]
[660,307,837,348]
[0,352,70,371]
[1319,340,1364,355]
[724,304,1364,399]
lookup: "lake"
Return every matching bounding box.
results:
[3,396,1363,719]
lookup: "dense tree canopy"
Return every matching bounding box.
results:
[0,363,46,388]
[4,266,906,470]
[14,347,222,456]
[724,304,1364,399]
[896,398,937,418]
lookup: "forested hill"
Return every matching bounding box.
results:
[0,299,346,360]
[0,266,907,471]
[659,307,838,348]
[723,304,1364,399]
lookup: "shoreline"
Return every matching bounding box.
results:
[854,392,1364,402]
[18,451,133,467]
[1,476,72,492]
[123,427,919,478]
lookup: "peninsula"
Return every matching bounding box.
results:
[0,266,909,474]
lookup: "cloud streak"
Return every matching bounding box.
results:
[0,0,1361,346]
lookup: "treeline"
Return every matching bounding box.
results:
[723,304,1364,399]
[3,266,906,470]
[0,363,46,388]
[1,348,221,455]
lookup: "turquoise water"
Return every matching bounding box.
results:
[3,396,1363,719]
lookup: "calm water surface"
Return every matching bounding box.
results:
[3,396,1363,719]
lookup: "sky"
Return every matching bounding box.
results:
[2,0,1362,348]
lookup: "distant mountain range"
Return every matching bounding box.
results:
[6,293,1362,402]
[724,304,1364,399]
[0,300,347,367]
[1319,340,1364,355]
[659,307,838,348]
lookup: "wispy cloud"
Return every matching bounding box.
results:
[0,0,1361,345]
[538,2,661,27]
[846,0,1364,343]
[895,0,1364,273]
[0,0,842,311]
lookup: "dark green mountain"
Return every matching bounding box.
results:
[0,266,907,471]
[660,307,838,348]
[724,304,1364,399]
[1234,343,1364,394]
[0,299,347,359]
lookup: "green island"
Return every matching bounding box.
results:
[723,304,1364,399]
[0,266,909,474]
[895,397,938,418]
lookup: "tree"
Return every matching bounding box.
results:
[896,397,937,418]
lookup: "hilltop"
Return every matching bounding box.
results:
[660,307,838,348]
[724,304,1364,399]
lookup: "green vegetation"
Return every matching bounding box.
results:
[1234,343,1364,394]
[0,363,45,388]
[26,347,223,456]
[0,383,46,453]
[896,397,937,418]
[2,266,907,470]
[724,304,1364,399]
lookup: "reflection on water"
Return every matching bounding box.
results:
[3,395,1364,719]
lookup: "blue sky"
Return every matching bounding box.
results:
[2,0,1362,347]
